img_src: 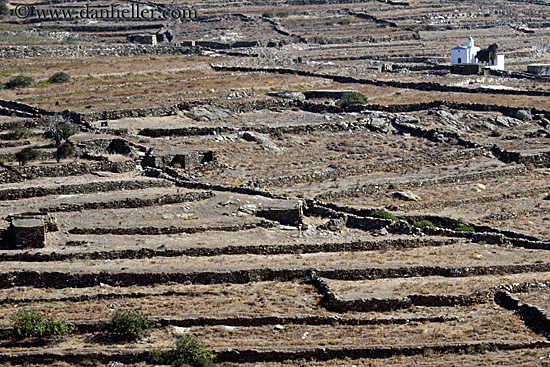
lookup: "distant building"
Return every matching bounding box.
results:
[450,36,505,70]
[527,64,550,76]
[450,63,484,75]
[451,36,480,65]
[127,34,157,45]
[485,55,505,70]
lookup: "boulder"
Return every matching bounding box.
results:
[318,217,346,232]
[393,191,422,201]
[268,91,306,101]
[241,132,281,153]
[495,116,524,127]
[515,109,532,121]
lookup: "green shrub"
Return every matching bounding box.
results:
[369,209,399,222]
[15,147,40,166]
[108,309,159,341]
[0,0,8,18]
[454,225,475,232]
[6,76,34,89]
[337,91,367,108]
[48,72,71,84]
[56,142,76,162]
[262,12,274,18]
[12,309,75,338]
[413,220,435,228]
[276,11,290,18]
[153,335,216,367]
[8,125,32,140]
[194,357,216,367]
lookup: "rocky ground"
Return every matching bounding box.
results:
[0,0,550,366]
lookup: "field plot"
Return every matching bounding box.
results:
[1,0,550,365]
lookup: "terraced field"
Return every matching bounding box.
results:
[1,0,550,365]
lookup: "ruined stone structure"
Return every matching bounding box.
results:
[7,218,45,249]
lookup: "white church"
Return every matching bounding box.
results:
[451,36,505,70]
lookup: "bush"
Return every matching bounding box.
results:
[262,12,274,18]
[108,309,159,341]
[413,220,435,228]
[0,0,8,18]
[48,72,71,84]
[369,209,399,222]
[153,335,216,367]
[12,309,74,338]
[454,225,475,232]
[337,91,367,108]
[276,11,290,18]
[56,142,76,162]
[8,125,32,140]
[6,76,34,89]
[15,147,40,166]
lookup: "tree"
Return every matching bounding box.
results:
[44,114,80,147]
[8,124,32,140]
[476,48,490,64]
[15,147,40,166]
[476,43,498,64]
[56,142,76,162]
[488,43,498,63]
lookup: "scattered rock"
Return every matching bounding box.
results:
[242,131,281,153]
[361,116,396,134]
[515,109,532,121]
[437,109,458,122]
[495,115,523,127]
[268,91,306,101]
[173,326,191,334]
[238,204,257,214]
[318,217,346,232]
[188,105,232,122]
[393,191,422,201]
[395,114,420,124]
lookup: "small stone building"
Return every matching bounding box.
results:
[451,36,505,70]
[450,63,484,75]
[451,36,480,65]
[527,64,550,76]
[127,34,157,45]
[142,149,215,170]
[7,218,45,249]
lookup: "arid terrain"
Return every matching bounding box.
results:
[0,0,549,366]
